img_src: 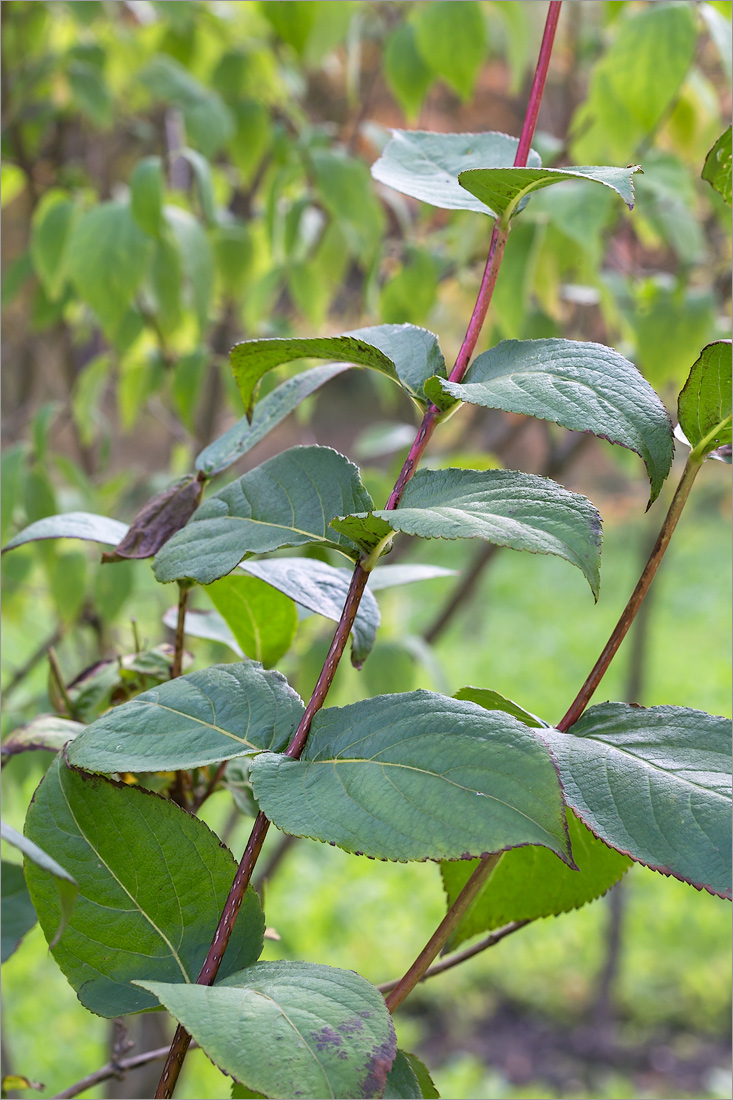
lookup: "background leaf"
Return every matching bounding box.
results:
[2,512,129,553]
[130,156,165,237]
[677,340,732,456]
[24,757,264,1016]
[206,574,298,668]
[1,715,85,762]
[154,446,372,584]
[332,468,602,598]
[251,691,571,864]
[432,338,674,503]
[371,130,540,213]
[702,126,732,205]
[67,661,304,773]
[1,862,38,963]
[137,961,396,1100]
[2,821,77,950]
[543,704,732,899]
[412,1,486,102]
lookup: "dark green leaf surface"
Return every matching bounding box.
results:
[250,691,572,864]
[154,446,372,584]
[24,757,264,1016]
[66,201,153,338]
[2,511,129,553]
[239,558,380,668]
[677,341,732,457]
[346,324,446,407]
[1,715,85,761]
[442,810,631,949]
[371,130,540,213]
[702,126,732,205]
[206,575,298,668]
[454,686,547,728]
[458,164,640,222]
[195,363,352,478]
[431,339,674,503]
[403,1052,440,1099]
[1,862,37,963]
[383,1050,421,1099]
[332,468,602,598]
[543,704,732,898]
[67,662,304,773]
[137,961,397,1100]
[2,821,77,950]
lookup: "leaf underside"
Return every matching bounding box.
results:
[2,512,129,553]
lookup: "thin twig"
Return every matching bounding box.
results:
[556,453,702,732]
[384,853,503,1013]
[377,919,530,994]
[51,1043,198,1100]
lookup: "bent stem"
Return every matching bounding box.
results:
[557,453,703,733]
[156,4,562,1093]
[384,853,502,1013]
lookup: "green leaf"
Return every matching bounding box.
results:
[150,232,184,336]
[543,703,732,899]
[442,810,631,949]
[1,715,85,762]
[71,352,110,447]
[258,1,318,55]
[1,443,27,541]
[67,58,112,128]
[67,201,154,339]
[1,862,37,963]
[384,1050,421,1099]
[384,24,434,121]
[154,446,373,585]
[138,961,396,1100]
[412,1,486,102]
[454,686,547,729]
[403,1052,440,1099]
[371,130,540,213]
[230,324,441,420]
[67,661,304,774]
[130,156,165,237]
[196,363,352,478]
[677,341,732,459]
[2,512,129,553]
[311,150,385,266]
[206,575,298,669]
[250,691,572,864]
[430,338,674,504]
[570,3,697,163]
[239,557,380,668]
[164,205,213,335]
[2,821,77,951]
[23,464,57,524]
[331,468,603,599]
[458,164,640,224]
[30,191,79,300]
[24,758,264,1016]
[141,55,234,158]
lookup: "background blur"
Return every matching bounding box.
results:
[1,2,731,1098]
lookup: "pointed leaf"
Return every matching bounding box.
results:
[2,511,129,553]
[371,130,540,213]
[458,164,640,223]
[384,1050,421,1099]
[702,126,732,206]
[196,363,352,478]
[430,338,674,504]
[543,704,732,898]
[102,475,203,561]
[230,324,443,419]
[402,1053,440,1099]
[454,686,547,729]
[250,691,572,864]
[154,446,373,585]
[442,810,631,949]
[332,468,603,598]
[1,862,37,963]
[67,662,304,774]
[1,715,85,761]
[384,24,433,121]
[206,575,298,668]
[2,821,77,950]
[137,961,396,1100]
[238,557,380,667]
[412,0,485,102]
[24,757,265,1016]
[677,341,732,459]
